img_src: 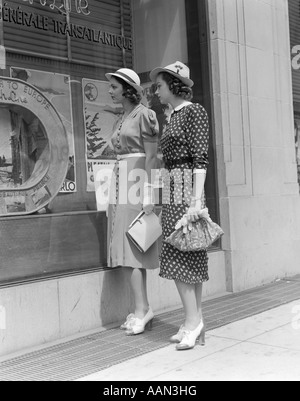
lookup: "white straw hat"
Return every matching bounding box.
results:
[150,61,194,88]
[105,68,143,93]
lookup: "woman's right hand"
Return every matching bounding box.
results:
[143,203,154,216]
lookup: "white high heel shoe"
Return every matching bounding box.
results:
[176,320,206,351]
[120,314,136,330]
[170,325,185,344]
[126,308,155,336]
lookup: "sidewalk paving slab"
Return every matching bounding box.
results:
[77,300,300,382]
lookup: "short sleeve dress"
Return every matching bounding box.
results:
[160,103,210,284]
[107,104,160,270]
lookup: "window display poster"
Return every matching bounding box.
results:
[10,68,76,193]
[83,79,120,192]
[83,79,171,192]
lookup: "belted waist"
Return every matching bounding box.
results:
[116,153,146,161]
[164,157,194,169]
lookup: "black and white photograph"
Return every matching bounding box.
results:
[1,0,300,384]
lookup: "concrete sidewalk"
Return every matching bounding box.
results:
[1,278,300,381]
[77,300,300,382]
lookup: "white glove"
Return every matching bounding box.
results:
[186,169,206,223]
[187,201,203,223]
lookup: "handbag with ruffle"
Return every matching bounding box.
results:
[165,208,224,252]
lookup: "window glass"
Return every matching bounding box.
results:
[133,0,219,224]
[133,0,188,72]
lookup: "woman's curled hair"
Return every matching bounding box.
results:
[160,72,193,101]
[114,76,142,105]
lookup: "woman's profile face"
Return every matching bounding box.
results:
[108,77,124,104]
[155,75,172,105]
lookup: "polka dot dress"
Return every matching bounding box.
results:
[160,103,210,285]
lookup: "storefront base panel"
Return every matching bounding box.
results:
[228,242,300,294]
[222,195,300,293]
[209,0,300,293]
[0,251,226,358]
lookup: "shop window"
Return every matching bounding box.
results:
[133,0,219,224]
[0,0,218,285]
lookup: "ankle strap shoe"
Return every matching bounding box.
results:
[126,308,155,336]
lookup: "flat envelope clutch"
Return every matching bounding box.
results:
[126,211,162,253]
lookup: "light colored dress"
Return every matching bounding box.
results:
[107,104,160,270]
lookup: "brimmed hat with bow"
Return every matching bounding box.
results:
[150,61,194,88]
[105,68,143,93]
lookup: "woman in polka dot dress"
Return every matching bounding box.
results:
[150,62,209,351]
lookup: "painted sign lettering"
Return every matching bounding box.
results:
[0,3,133,51]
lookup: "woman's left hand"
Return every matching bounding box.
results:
[186,196,202,223]
[143,204,154,215]
[186,206,202,223]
